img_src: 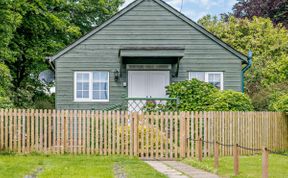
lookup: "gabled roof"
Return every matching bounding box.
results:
[48,0,248,63]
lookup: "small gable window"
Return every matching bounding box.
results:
[189,72,223,90]
[74,71,109,102]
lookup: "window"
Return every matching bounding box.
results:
[74,71,109,101]
[189,72,223,90]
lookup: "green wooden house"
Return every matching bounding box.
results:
[48,0,250,110]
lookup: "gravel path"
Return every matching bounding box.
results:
[24,167,43,178]
[114,163,127,178]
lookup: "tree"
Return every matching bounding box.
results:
[198,16,288,110]
[230,0,288,28]
[0,0,123,108]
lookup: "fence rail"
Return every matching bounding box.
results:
[0,109,287,159]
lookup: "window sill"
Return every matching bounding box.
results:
[73,100,109,103]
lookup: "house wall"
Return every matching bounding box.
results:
[55,0,242,110]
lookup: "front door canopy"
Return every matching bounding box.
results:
[120,47,184,64]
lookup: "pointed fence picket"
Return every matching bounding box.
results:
[0,109,287,159]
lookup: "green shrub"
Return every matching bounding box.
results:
[209,90,254,111]
[269,93,288,112]
[166,79,218,111]
[149,79,254,111]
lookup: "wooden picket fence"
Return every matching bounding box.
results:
[0,109,287,159]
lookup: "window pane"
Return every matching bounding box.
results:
[93,71,108,81]
[93,72,101,81]
[92,91,108,100]
[93,83,107,90]
[76,73,82,81]
[76,82,82,90]
[100,83,107,90]
[100,72,108,81]
[190,72,205,81]
[76,91,82,98]
[83,83,89,90]
[99,91,108,99]
[82,73,89,81]
[83,91,89,98]
[93,83,100,90]
[93,91,99,100]
[208,74,221,89]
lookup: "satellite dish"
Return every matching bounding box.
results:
[39,70,55,84]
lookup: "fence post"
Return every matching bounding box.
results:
[64,111,68,153]
[198,137,202,161]
[180,112,186,158]
[214,141,219,169]
[133,112,138,157]
[262,147,268,178]
[233,144,239,176]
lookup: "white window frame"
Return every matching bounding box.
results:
[205,72,224,90]
[74,71,109,102]
[189,72,224,90]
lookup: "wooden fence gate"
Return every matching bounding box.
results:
[0,109,287,159]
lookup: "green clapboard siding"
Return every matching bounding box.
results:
[55,0,243,110]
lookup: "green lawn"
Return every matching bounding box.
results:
[0,154,166,178]
[182,154,288,178]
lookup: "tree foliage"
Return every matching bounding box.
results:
[198,16,288,111]
[0,0,123,108]
[230,0,288,28]
[0,63,13,108]
[269,93,288,112]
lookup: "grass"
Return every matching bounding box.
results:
[182,154,288,178]
[0,154,166,178]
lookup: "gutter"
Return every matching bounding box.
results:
[241,51,252,93]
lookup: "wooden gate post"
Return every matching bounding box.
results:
[180,112,186,158]
[198,137,202,161]
[133,112,139,157]
[214,141,219,169]
[262,147,268,178]
[233,144,239,176]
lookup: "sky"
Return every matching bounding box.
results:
[121,0,237,21]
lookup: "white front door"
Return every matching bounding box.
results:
[128,71,169,98]
[128,71,170,111]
